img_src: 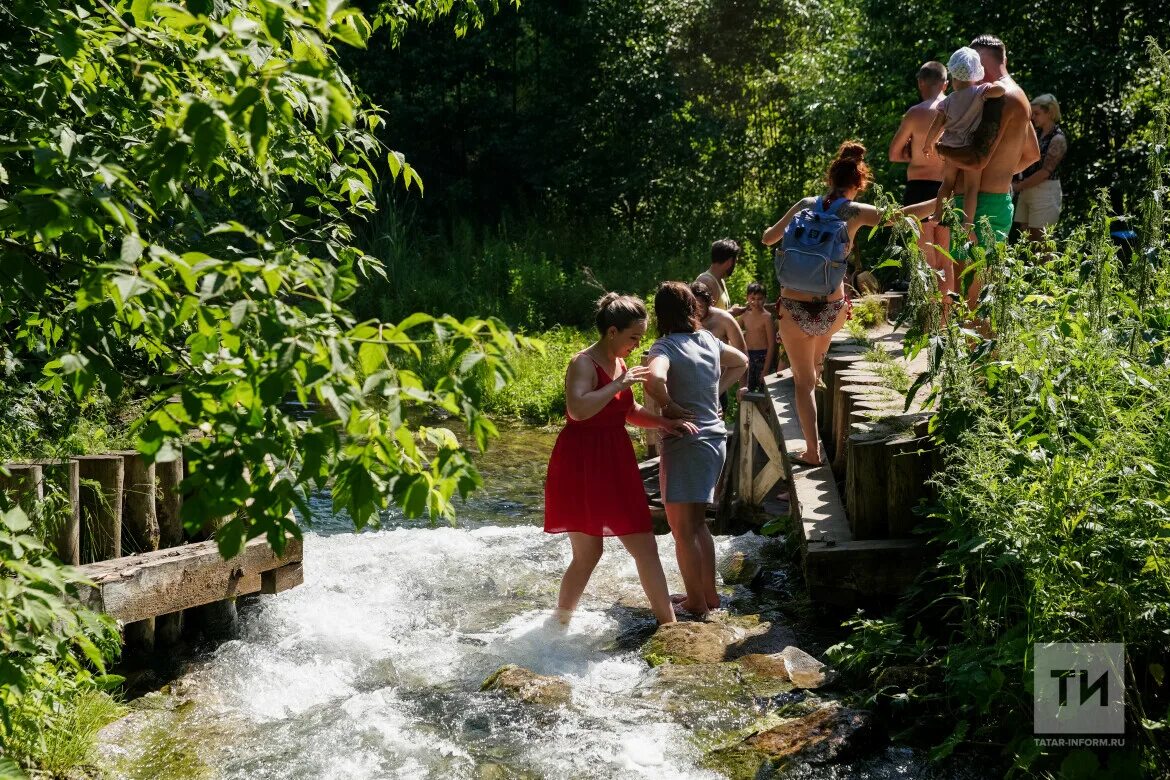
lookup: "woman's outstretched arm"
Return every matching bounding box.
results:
[762,198,812,246]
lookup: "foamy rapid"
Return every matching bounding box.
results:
[99,525,774,779]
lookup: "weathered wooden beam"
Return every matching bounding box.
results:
[155,456,185,549]
[0,463,44,510]
[75,455,125,562]
[76,536,304,624]
[120,452,160,554]
[262,562,304,594]
[886,435,934,537]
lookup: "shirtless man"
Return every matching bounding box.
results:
[958,34,1041,309]
[693,239,746,316]
[691,283,746,412]
[888,61,950,296]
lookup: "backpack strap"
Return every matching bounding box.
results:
[820,197,851,216]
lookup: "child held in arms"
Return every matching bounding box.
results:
[923,46,1005,243]
[737,282,775,397]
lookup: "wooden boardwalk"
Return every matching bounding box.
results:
[639,294,938,606]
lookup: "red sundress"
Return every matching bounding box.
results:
[543,357,652,537]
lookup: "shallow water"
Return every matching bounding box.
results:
[96,425,961,779]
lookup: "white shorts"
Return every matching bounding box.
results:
[1014,179,1062,229]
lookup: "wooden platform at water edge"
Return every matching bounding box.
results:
[0,452,303,653]
[640,294,939,607]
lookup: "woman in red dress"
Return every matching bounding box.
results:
[545,293,697,625]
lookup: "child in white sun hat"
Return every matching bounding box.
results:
[923,46,1006,243]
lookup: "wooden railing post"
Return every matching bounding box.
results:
[154,454,186,648]
[75,455,125,562]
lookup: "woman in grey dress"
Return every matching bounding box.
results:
[644,282,748,616]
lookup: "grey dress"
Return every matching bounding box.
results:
[647,329,727,503]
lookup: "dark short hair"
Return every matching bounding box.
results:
[655,282,701,336]
[970,34,1006,64]
[594,292,647,336]
[746,282,766,297]
[711,239,741,265]
[917,61,947,84]
[690,283,713,307]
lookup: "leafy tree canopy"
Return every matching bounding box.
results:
[0,0,531,557]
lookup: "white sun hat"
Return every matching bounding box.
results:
[947,47,985,83]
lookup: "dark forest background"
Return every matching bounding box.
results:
[342,0,1168,330]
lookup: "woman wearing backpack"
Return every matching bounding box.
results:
[761,141,936,466]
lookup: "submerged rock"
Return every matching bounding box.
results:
[703,702,876,778]
[779,646,836,689]
[745,702,875,762]
[720,550,763,586]
[641,615,771,666]
[481,665,571,707]
[736,653,789,680]
[637,662,793,732]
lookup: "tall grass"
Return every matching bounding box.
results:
[349,189,777,334]
[829,185,1170,775]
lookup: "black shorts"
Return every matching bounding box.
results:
[902,179,942,206]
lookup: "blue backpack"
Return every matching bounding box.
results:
[774,198,851,295]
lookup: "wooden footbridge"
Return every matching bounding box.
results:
[642,293,937,606]
[0,453,302,656]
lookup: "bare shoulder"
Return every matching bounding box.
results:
[567,352,594,376]
[840,201,869,220]
[712,307,738,327]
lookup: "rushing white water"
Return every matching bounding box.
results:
[100,524,777,779]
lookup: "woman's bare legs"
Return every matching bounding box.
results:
[555,532,603,621]
[778,303,850,466]
[778,313,822,465]
[665,502,719,615]
[617,532,676,624]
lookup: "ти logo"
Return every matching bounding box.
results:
[1034,643,1125,737]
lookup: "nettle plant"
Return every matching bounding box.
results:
[0,0,529,557]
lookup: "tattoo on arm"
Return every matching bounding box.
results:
[1043,135,1068,172]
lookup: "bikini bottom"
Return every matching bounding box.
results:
[778,296,851,337]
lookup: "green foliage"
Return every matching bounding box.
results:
[851,0,1169,223]
[0,0,534,555]
[0,505,123,775]
[851,297,886,330]
[474,327,590,423]
[831,59,1170,771]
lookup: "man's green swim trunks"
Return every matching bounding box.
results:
[952,192,1014,259]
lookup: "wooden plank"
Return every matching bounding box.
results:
[75,455,124,562]
[76,536,303,624]
[0,464,44,510]
[262,562,304,594]
[22,459,82,566]
[120,452,160,554]
[155,456,185,549]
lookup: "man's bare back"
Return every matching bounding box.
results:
[979,75,1039,192]
[890,96,947,182]
[702,307,746,352]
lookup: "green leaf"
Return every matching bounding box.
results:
[229,86,262,117]
[2,508,32,533]
[263,5,285,41]
[131,0,155,25]
[249,102,269,158]
[186,0,213,16]
[120,234,144,264]
[358,341,387,376]
[192,115,227,172]
[325,84,353,133]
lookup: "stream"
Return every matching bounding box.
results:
[96,424,960,779]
